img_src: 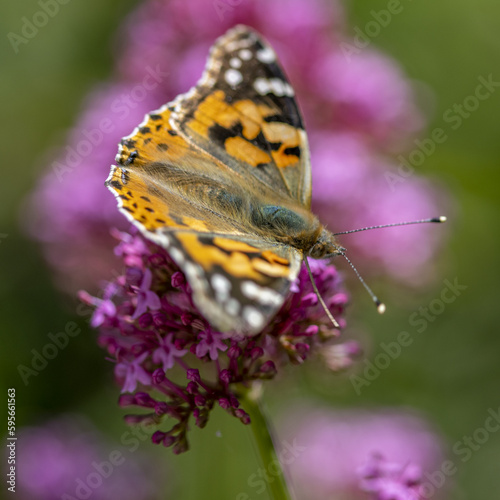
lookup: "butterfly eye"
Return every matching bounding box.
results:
[309,243,327,259]
[309,229,342,259]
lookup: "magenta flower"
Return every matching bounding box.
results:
[195,331,228,360]
[78,281,119,327]
[115,351,153,393]
[26,0,448,294]
[152,333,189,371]
[81,230,349,453]
[311,50,423,146]
[131,269,161,319]
[113,228,151,268]
[78,292,116,328]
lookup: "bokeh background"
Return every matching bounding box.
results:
[1,0,499,498]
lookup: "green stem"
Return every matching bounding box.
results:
[242,384,294,500]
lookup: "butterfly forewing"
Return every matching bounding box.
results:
[171,25,312,208]
[108,107,247,235]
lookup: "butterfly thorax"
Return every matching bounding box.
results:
[250,201,342,259]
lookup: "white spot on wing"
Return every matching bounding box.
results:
[225,298,240,316]
[256,47,275,63]
[184,261,201,281]
[242,281,283,306]
[284,82,295,97]
[253,77,294,97]
[254,78,270,95]
[229,57,242,68]
[270,78,286,96]
[242,281,260,300]
[225,68,243,87]
[239,49,252,60]
[169,247,185,265]
[211,273,231,301]
[243,306,265,330]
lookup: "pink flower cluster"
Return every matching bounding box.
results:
[80,229,351,453]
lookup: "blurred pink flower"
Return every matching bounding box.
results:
[15,415,163,500]
[279,405,446,499]
[24,84,158,293]
[359,453,426,500]
[311,51,424,146]
[310,132,448,284]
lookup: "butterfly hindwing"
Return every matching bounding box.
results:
[171,25,312,208]
[163,231,302,334]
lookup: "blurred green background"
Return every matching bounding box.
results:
[1,0,499,498]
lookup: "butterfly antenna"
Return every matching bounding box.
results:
[332,216,447,312]
[339,250,386,314]
[304,257,340,329]
[333,216,446,236]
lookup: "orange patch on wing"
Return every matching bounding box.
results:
[213,237,260,253]
[176,233,262,280]
[271,148,300,169]
[188,91,278,148]
[117,108,190,166]
[188,90,232,138]
[234,100,273,140]
[185,91,303,169]
[262,122,297,143]
[252,250,291,278]
[176,233,291,281]
[261,250,291,266]
[262,122,301,169]
[108,168,214,233]
[182,217,210,232]
[251,258,290,278]
[225,136,271,166]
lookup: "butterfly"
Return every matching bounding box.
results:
[106,25,344,335]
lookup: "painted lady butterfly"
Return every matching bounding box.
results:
[106,25,346,335]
